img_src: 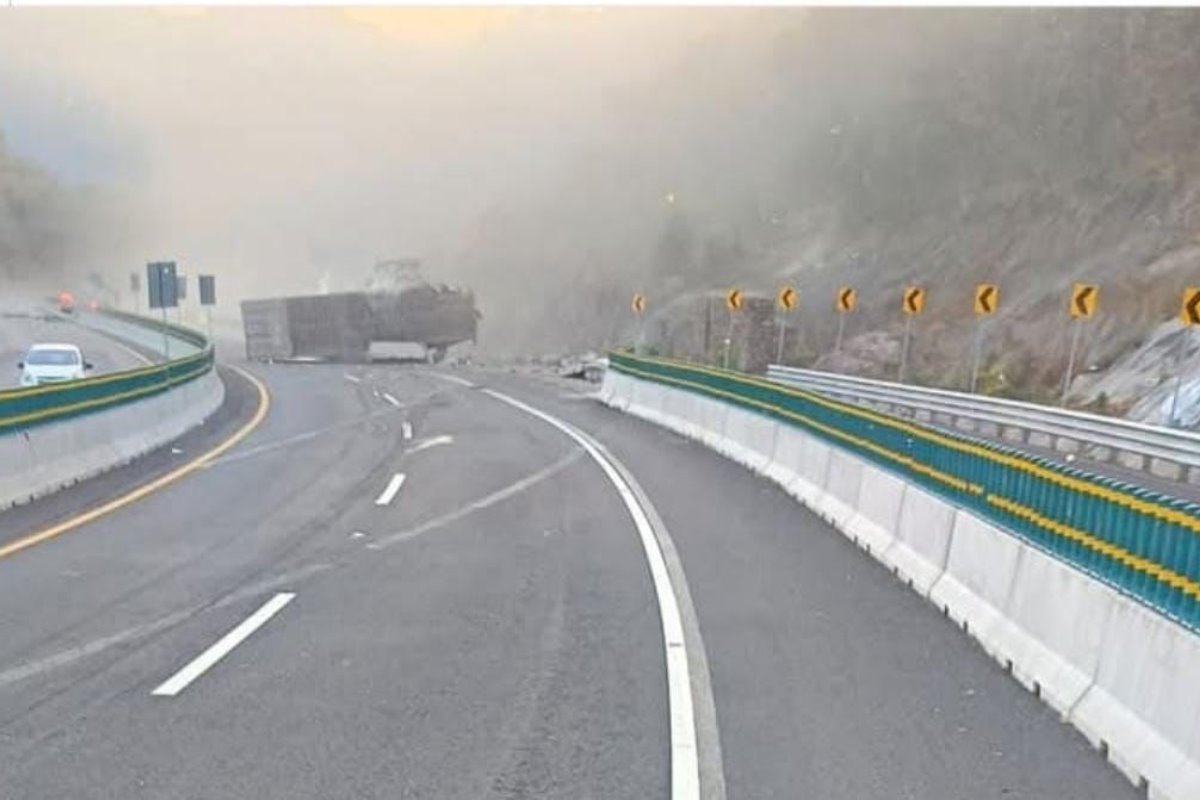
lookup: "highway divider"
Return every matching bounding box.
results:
[0,311,223,510]
[603,351,1200,800]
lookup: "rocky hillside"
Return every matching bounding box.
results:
[460,9,1200,419]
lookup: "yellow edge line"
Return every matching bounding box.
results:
[0,365,271,561]
[616,355,1200,531]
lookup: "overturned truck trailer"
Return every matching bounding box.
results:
[241,286,478,363]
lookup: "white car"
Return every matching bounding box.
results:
[18,343,94,387]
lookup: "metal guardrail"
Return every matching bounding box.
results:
[766,365,1200,484]
[0,310,214,436]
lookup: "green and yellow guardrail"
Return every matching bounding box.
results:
[0,313,214,436]
[611,352,1200,630]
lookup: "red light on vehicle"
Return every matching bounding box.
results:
[58,291,75,308]
[88,300,100,311]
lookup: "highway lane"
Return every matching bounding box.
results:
[0,312,153,388]
[468,365,1140,800]
[0,361,667,799]
[0,355,1141,799]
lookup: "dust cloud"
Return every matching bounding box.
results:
[2,9,1199,370]
[0,8,768,349]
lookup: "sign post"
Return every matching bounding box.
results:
[130,272,142,315]
[899,286,925,383]
[631,292,647,353]
[776,286,798,364]
[199,274,217,344]
[723,289,743,369]
[147,261,178,360]
[970,283,998,393]
[834,287,856,355]
[1061,282,1098,405]
[175,273,188,324]
[1169,286,1200,426]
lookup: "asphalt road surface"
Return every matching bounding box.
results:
[0,357,1141,799]
[0,313,154,388]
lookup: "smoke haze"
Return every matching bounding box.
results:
[3,9,1200,370]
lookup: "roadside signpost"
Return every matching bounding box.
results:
[130,272,142,314]
[1061,282,1099,405]
[147,261,178,359]
[899,286,924,382]
[723,289,742,369]
[631,292,647,353]
[776,286,798,364]
[199,274,217,342]
[834,286,856,354]
[175,273,188,324]
[970,283,998,393]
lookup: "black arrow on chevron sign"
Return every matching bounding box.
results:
[1074,285,1095,316]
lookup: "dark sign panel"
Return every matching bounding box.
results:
[147,262,178,309]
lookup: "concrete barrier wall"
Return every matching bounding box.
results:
[0,370,224,510]
[599,366,1200,800]
[883,484,956,596]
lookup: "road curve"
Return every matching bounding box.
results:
[0,358,1140,799]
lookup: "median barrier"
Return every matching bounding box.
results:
[693,393,730,452]
[1073,601,1200,799]
[0,369,222,509]
[0,313,223,511]
[720,406,777,474]
[660,384,698,440]
[930,512,1024,660]
[844,464,905,556]
[602,353,1200,800]
[882,484,956,595]
[762,422,807,493]
[818,447,865,529]
[792,434,832,509]
[1003,540,1112,714]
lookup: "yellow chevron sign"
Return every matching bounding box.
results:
[974,284,998,316]
[631,293,646,314]
[836,287,856,313]
[902,286,925,315]
[1070,283,1098,319]
[778,286,798,312]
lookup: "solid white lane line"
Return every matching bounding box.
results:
[344,374,361,384]
[151,593,295,697]
[401,421,414,440]
[383,393,401,407]
[375,473,407,506]
[481,389,701,800]
[407,434,453,454]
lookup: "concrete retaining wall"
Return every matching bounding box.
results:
[600,367,1200,800]
[0,370,224,510]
